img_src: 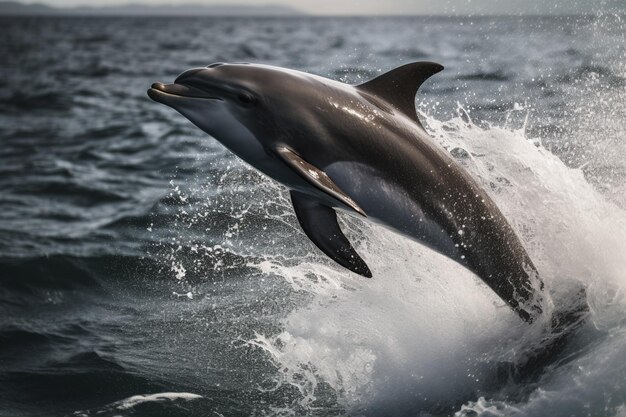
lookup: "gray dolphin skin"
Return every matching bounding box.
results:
[148,62,545,323]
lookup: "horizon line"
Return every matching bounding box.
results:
[0,13,618,17]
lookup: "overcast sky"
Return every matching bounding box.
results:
[34,0,626,15]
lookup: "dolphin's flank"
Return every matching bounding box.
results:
[149,61,546,323]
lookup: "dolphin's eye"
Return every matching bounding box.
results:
[237,92,257,107]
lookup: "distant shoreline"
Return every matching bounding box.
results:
[0,1,304,16]
[0,1,622,18]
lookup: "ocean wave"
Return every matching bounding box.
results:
[13,181,129,206]
[1,90,74,112]
[0,254,170,297]
[71,392,207,417]
[458,70,511,81]
[0,327,59,351]
[4,366,162,417]
[0,255,104,294]
[556,64,626,86]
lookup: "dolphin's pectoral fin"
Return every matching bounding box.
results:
[356,61,444,126]
[291,191,372,278]
[276,146,366,217]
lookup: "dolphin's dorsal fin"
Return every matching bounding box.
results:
[276,146,366,217]
[357,62,444,124]
[291,191,372,278]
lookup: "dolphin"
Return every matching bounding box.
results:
[148,62,545,323]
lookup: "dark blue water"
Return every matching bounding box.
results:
[0,16,625,417]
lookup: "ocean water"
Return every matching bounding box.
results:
[0,15,625,417]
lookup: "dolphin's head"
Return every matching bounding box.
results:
[148,63,318,159]
[149,63,262,140]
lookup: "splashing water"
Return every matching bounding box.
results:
[237,107,626,416]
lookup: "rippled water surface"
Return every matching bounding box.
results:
[0,15,625,417]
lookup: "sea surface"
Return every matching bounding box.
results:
[0,15,625,417]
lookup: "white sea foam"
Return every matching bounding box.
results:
[115,392,203,410]
[71,392,203,416]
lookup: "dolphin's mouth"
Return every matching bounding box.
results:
[147,82,223,103]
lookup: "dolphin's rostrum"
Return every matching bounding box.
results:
[148,62,545,323]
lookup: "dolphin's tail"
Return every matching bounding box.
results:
[500,285,589,382]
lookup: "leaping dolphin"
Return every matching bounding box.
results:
[148,62,545,323]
